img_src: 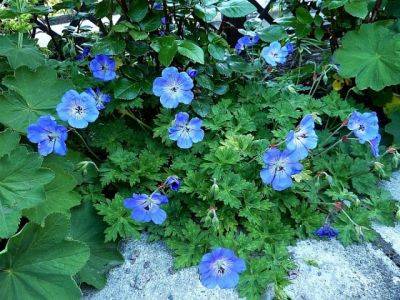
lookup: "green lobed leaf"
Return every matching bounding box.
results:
[0,66,73,132]
[0,214,90,300]
[24,159,81,224]
[0,146,54,238]
[334,24,400,91]
[0,35,45,69]
[0,129,20,158]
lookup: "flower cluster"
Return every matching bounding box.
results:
[261,115,318,191]
[124,176,181,225]
[199,248,246,289]
[27,54,116,156]
[347,111,380,157]
[152,66,205,149]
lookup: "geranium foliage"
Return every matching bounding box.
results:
[0,0,399,299]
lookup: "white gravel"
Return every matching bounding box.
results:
[84,238,240,300]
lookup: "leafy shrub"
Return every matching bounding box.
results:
[0,0,399,299]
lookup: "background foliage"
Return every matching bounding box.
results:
[0,0,400,299]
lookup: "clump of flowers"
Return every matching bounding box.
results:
[235,34,260,54]
[168,112,204,149]
[199,248,246,289]
[89,54,117,81]
[152,67,194,108]
[56,90,99,128]
[27,115,68,156]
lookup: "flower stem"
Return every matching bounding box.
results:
[123,110,152,131]
[72,129,101,161]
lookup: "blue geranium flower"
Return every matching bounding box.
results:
[153,2,163,10]
[261,41,289,67]
[286,114,318,160]
[314,224,339,239]
[124,193,168,225]
[199,247,246,289]
[27,115,68,156]
[284,42,295,54]
[347,111,379,144]
[56,90,99,128]
[369,133,381,157]
[260,148,303,191]
[186,68,198,78]
[89,54,116,81]
[234,35,259,54]
[152,67,194,108]
[76,47,90,61]
[168,112,204,149]
[85,87,111,110]
[165,175,181,191]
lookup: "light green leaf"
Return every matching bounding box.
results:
[0,129,20,158]
[71,201,123,289]
[128,0,148,22]
[152,36,178,66]
[113,78,141,100]
[24,160,81,224]
[0,146,54,238]
[334,24,400,91]
[0,214,90,300]
[91,37,126,55]
[218,0,257,18]
[258,25,288,42]
[344,0,368,18]
[0,35,44,69]
[0,66,73,132]
[177,40,205,64]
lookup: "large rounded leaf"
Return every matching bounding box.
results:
[0,214,90,300]
[0,66,73,132]
[0,146,54,238]
[71,201,123,289]
[334,24,400,91]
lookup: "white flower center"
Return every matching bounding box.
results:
[212,258,231,276]
[70,104,86,119]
